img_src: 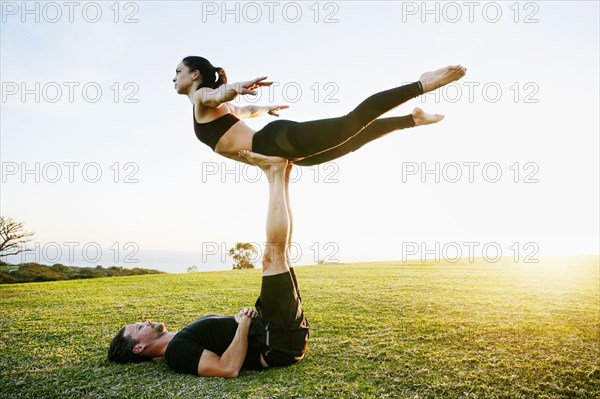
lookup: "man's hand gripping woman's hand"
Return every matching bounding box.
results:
[234,308,258,325]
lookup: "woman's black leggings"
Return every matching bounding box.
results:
[294,115,416,166]
[252,81,423,162]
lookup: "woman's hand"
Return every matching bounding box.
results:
[237,77,273,95]
[267,105,289,117]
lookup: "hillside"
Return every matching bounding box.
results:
[1,256,598,398]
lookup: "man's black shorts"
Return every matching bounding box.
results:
[250,269,310,368]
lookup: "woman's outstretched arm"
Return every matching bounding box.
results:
[194,76,273,108]
[226,103,289,119]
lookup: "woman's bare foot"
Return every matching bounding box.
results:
[238,150,288,172]
[419,65,467,93]
[412,107,444,126]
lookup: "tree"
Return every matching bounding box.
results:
[0,217,35,258]
[187,265,199,273]
[228,242,257,270]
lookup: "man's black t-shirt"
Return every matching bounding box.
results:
[164,315,263,375]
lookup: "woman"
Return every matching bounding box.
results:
[173,56,466,166]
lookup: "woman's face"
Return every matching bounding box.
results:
[173,62,200,94]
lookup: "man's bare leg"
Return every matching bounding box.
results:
[283,162,302,295]
[238,150,290,277]
[284,163,294,270]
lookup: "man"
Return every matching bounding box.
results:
[108,150,309,377]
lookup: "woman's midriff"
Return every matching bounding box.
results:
[214,121,256,157]
[215,121,304,162]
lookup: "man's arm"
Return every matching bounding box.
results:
[196,308,256,378]
[194,77,273,108]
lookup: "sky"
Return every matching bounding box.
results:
[1,1,599,272]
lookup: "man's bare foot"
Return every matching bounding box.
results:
[238,150,288,172]
[412,107,444,126]
[419,65,467,93]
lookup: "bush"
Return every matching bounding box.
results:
[13,264,66,283]
[0,271,17,284]
[0,262,164,284]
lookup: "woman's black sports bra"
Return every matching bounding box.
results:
[193,106,240,151]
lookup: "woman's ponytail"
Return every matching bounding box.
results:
[214,67,228,88]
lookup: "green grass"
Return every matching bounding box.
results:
[1,256,598,399]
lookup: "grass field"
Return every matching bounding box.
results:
[1,256,598,399]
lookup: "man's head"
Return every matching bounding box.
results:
[108,320,167,363]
